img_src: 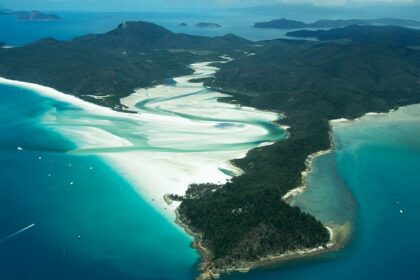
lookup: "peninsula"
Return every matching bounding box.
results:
[254,17,420,29]
[286,25,420,45]
[195,22,221,28]
[1,21,420,278]
[0,7,61,21]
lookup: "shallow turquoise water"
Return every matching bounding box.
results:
[223,107,420,280]
[0,67,285,279]
[0,84,200,280]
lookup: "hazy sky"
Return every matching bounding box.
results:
[2,0,420,11]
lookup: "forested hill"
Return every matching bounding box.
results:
[0,21,250,108]
[254,17,420,29]
[287,25,420,46]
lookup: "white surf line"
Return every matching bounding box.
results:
[0,224,36,244]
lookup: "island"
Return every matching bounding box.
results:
[179,22,188,27]
[1,21,420,279]
[0,7,61,21]
[254,17,420,29]
[286,25,420,45]
[254,18,307,29]
[195,22,221,28]
[0,8,12,15]
[16,10,62,21]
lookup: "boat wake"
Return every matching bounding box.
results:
[0,224,36,244]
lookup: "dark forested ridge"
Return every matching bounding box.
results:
[2,21,420,276]
[254,17,420,29]
[287,25,420,46]
[0,21,249,108]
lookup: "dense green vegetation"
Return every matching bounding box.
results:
[287,25,420,45]
[179,30,420,268]
[254,18,308,29]
[254,18,420,29]
[195,22,222,28]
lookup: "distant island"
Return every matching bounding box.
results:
[254,17,420,29]
[179,22,188,27]
[286,25,420,46]
[0,8,61,21]
[195,22,221,28]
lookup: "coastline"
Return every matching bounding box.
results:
[0,59,285,223]
[177,122,343,279]
[281,146,333,203]
[282,107,402,205]
[186,107,404,278]
[176,208,348,280]
[2,60,383,279]
[1,68,353,280]
[175,102,420,279]
[2,61,415,279]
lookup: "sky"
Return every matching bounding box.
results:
[1,0,420,11]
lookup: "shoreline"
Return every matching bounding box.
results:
[3,61,391,279]
[186,106,407,278]
[178,125,342,280]
[282,106,404,205]
[176,208,348,280]
[2,63,414,279]
[0,58,285,223]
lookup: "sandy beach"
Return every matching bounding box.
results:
[0,58,286,221]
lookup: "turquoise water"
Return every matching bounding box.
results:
[292,152,357,226]
[223,107,420,279]
[0,84,199,280]
[0,63,285,279]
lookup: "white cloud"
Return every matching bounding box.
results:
[3,0,420,10]
[276,0,419,6]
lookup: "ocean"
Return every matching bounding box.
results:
[1,9,420,280]
[0,83,200,280]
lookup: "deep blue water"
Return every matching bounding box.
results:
[0,84,199,280]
